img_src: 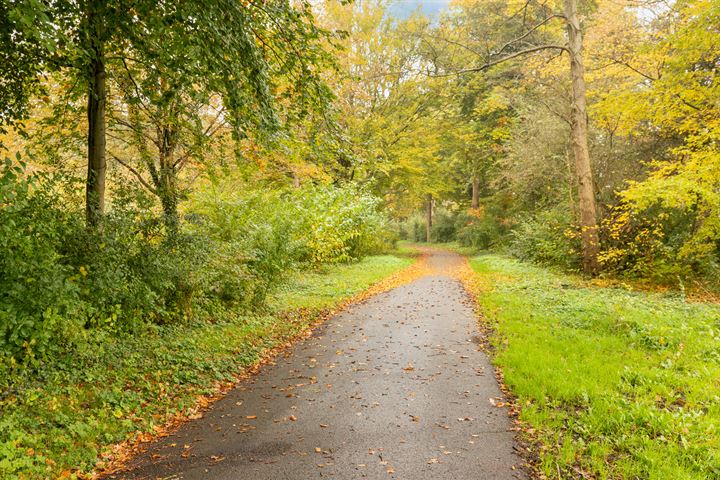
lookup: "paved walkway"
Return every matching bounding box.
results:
[116,250,526,479]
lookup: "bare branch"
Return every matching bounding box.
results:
[675,93,701,111]
[110,116,161,148]
[420,31,485,57]
[110,153,158,194]
[491,14,565,58]
[427,45,569,77]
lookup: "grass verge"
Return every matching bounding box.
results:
[0,254,413,479]
[467,254,720,479]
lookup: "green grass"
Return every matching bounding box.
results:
[431,241,479,257]
[272,254,413,310]
[0,254,412,479]
[390,240,423,258]
[468,254,720,479]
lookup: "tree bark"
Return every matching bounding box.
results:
[564,0,599,275]
[471,175,480,209]
[158,124,179,234]
[426,193,433,243]
[85,3,107,227]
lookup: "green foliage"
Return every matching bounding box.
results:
[597,203,715,283]
[507,208,582,271]
[456,201,511,250]
[395,213,428,243]
[294,185,392,263]
[0,160,84,363]
[469,254,720,479]
[187,186,300,307]
[0,161,393,365]
[0,164,205,363]
[429,208,458,243]
[188,182,391,272]
[0,1,49,128]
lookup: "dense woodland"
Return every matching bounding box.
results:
[1,0,719,477]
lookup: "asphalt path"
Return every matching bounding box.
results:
[116,249,526,479]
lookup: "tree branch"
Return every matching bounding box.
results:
[491,14,565,58]
[109,153,158,194]
[427,45,569,77]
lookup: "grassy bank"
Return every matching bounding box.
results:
[0,254,413,479]
[468,254,720,479]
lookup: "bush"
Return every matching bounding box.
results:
[395,213,429,242]
[294,185,390,263]
[1,160,393,365]
[430,208,458,243]
[187,185,303,307]
[507,207,582,270]
[456,204,509,250]
[185,181,393,305]
[597,202,716,283]
[0,160,86,363]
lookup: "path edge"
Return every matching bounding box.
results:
[94,252,430,479]
[452,254,537,479]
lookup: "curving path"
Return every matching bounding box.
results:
[115,249,526,479]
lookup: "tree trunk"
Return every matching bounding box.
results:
[564,0,599,275]
[471,175,480,209]
[426,193,433,243]
[85,4,106,227]
[158,125,179,234]
[160,189,178,233]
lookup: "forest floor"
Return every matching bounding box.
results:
[110,248,526,479]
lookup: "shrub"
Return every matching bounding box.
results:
[597,202,715,283]
[412,215,426,242]
[1,160,393,365]
[187,185,302,307]
[186,181,392,305]
[0,160,86,363]
[395,213,428,242]
[294,185,390,263]
[456,205,509,250]
[508,207,582,270]
[430,208,458,243]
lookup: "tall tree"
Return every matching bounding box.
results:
[108,0,335,231]
[421,0,601,273]
[2,0,333,227]
[563,0,598,273]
